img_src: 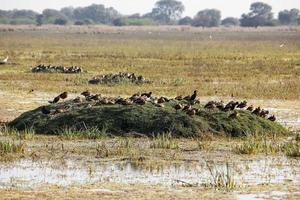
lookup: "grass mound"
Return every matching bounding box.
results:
[8,101,288,137]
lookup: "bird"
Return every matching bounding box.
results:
[59,92,68,100]
[204,101,216,109]
[259,110,269,118]
[229,111,239,119]
[157,97,166,104]
[41,106,51,115]
[247,105,254,112]
[81,90,91,97]
[49,96,60,104]
[141,92,152,98]
[190,90,197,101]
[279,44,285,48]
[268,115,276,122]
[175,95,183,101]
[0,56,8,65]
[182,104,192,111]
[237,101,247,109]
[187,109,196,116]
[174,103,183,112]
[252,107,261,115]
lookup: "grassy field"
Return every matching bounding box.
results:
[0,25,299,100]
[0,25,300,199]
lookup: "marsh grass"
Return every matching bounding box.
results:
[205,161,236,191]
[0,141,25,155]
[59,127,109,140]
[150,132,179,149]
[281,140,300,158]
[0,124,35,140]
[95,138,134,158]
[233,135,281,155]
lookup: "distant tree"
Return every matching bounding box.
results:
[150,0,185,24]
[74,20,84,25]
[128,13,141,19]
[11,9,38,19]
[278,9,300,25]
[60,7,74,19]
[221,17,239,26]
[112,17,126,26]
[240,2,274,27]
[54,18,68,25]
[192,9,221,27]
[36,14,43,26]
[178,16,193,25]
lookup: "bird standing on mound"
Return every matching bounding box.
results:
[41,106,51,115]
[49,96,60,104]
[0,56,8,65]
[174,103,183,112]
[59,92,68,100]
[190,90,197,101]
[141,92,152,98]
[229,111,239,119]
[268,115,276,122]
[81,90,91,97]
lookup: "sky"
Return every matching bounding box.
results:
[2,0,300,18]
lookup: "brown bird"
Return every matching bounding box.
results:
[247,105,254,112]
[187,109,196,116]
[174,103,183,112]
[252,107,261,115]
[49,96,60,104]
[259,110,269,118]
[81,90,91,97]
[59,92,68,100]
[141,92,152,98]
[157,97,166,104]
[204,101,216,109]
[182,104,192,111]
[175,95,183,101]
[190,90,197,101]
[268,115,276,122]
[237,101,247,109]
[41,106,51,115]
[229,111,239,119]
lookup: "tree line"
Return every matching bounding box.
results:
[0,0,299,27]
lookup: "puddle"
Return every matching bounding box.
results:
[0,157,299,189]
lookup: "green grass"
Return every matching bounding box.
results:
[150,132,179,149]
[0,141,25,155]
[59,127,109,140]
[8,100,288,137]
[281,140,300,158]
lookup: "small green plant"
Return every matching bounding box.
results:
[0,141,25,155]
[59,126,108,140]
[206,161,236,191]
[281,140,300,158]
[150,132,179,149]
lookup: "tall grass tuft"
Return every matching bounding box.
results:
[0,141,25,155]
[150,132,179,149]
[281,140,300,158]
[59,127,108,140]
[206,161,236,191]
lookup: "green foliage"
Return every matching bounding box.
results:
[8,101,288,138]
[125,18,157,26]
[281,140,300,157]
[0,141,25,155]
[192,9,221,27]
[150,132,179,149]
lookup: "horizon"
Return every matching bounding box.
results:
[2,0,300,18]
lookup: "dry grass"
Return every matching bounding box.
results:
[0,26,299,100]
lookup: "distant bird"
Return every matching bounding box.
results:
[0,56,8,65]
[49,96,60,104]
[204,101,216,109]
[183,95,191,101]
[141,92,152,98]
[252,107,261,115]
[190,90,197,101]
[175,95,183,101]
[174,103,183,112]
[182,104,192,111]
[41,106,51,115]
[279,44,285,48]
[237,101,247,109]
[247,105,254,112]
[81,90,91,97]
[59,92,68,100]
[187,109,196,116]
[157,97,166,104]
[229,111,239,119]
[259,110,269,118]
[28,89,34,93]
[268,115,276,122]
[209,35,213,40]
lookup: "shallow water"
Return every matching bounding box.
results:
[0,157,299,189]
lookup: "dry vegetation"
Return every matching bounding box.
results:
[0,25,299,100]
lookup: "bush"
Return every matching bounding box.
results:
[113,17,126,26]
[54,18,68,25]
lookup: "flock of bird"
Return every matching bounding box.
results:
[41,90,276,122]
[89,72,150,85]
[31,64,83,73]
